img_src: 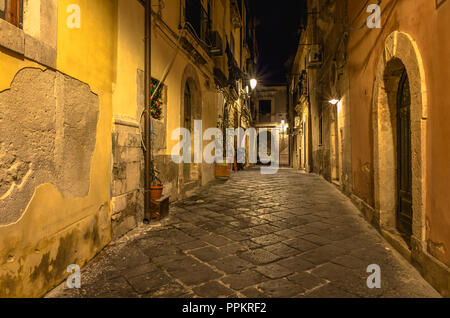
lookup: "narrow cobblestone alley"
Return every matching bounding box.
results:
[47,168,440,298]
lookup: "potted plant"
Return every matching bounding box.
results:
[216,111,231,178]
[150,162,164,201]
[149,78,164,200]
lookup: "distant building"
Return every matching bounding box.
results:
[252,84,289,166]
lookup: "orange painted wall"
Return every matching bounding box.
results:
[347,0,450,265]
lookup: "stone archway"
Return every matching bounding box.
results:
[180,64,202,185]
[372,31,428,254]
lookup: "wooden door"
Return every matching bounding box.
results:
[396,69,413,244]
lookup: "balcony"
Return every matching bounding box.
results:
[184,0,211,52]
[230,0,242,28]
[258,114,272,124]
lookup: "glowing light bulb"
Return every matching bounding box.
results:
[329,99,339,105]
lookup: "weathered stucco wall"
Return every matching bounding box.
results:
[348,0,450,295]
[0,0,116,297]
[114,0,144,118]
[0,68,98,224]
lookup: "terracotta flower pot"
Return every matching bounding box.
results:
[150,185,164,201]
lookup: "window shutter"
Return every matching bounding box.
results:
[8,0,19,27]
[1,0,21,27]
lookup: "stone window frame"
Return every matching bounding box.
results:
[258,99,272,116]
[256,96,275,124]
[0,0,57,69]
[372,31,428,256]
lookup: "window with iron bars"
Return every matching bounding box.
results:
[0,0,23,28]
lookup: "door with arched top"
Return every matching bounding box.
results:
[183,82,192,181]
[396,69,413,244]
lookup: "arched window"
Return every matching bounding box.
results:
[184,82,192,131]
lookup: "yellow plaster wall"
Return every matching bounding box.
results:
[113,0,145,120]
[0,51,43,91]
[152,0,233,155]
[151,24,183,153]
[57,0,116,93]
[0,0,118,297]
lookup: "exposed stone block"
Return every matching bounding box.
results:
[125,162,141,193]
[0,68,98,224]
[112,215,137,240]
[112,194,128,214]
[120,147,142,163]
[111,189,144,239]
[111,122,144,238]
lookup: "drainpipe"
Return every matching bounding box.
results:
[144,0,152,221]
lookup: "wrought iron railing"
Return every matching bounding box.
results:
[184,0,212,49]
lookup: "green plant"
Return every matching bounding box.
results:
[150,162,162,185]
[217,105,232,159]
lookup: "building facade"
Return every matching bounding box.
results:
[146,0,257,210]
[289,0,450,296]
[252,84,289,166]
[0,0,256,297]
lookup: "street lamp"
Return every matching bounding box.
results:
[250,78,257,90]
[329,99,340,105]
[281,120,288,133]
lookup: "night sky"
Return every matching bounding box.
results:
[251,0,307,84]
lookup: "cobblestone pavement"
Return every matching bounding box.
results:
[47,168,440,298]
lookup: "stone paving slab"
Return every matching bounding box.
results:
[47,168,441,298]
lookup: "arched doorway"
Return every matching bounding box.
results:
[396,69,413,244]
[184,82,192,131]
[372,31,428,252]
[183,81,193,182]
[180,64,202,189]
